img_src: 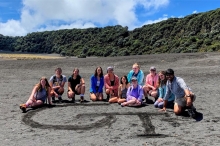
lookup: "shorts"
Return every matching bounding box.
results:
[174,97,186,107]
[35,98,46,103]
[90,86,100,94]
[120,96,126,99]
[68,90,80,95]
[175,94,196,107]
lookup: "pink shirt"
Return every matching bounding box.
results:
[104,74,119,96]
[145,73,159,88]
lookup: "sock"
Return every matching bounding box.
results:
[80,94,84,97]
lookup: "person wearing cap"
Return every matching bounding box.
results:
[49,67,67,103]
[104,66,119,102]
[121,76,143,107]
[143,66,159,101]
[160,69,196,117]
[127,63,144,86]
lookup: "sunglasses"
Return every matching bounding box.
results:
[166,74,173,76]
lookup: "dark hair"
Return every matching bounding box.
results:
[72,68,79,76]
[166,68,174,75]
[94,66,103,77]
[55,67,62,72]
[120,75,129,84]
[158,71,167,87]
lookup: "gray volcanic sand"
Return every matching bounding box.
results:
[1,52,220,146]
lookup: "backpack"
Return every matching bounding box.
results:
[53,75,63,84]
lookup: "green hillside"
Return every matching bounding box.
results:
[0,8,220,57]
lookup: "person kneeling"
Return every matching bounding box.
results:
[160,69,196,118]
[121,77,143,107]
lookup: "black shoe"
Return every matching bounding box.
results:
[144,97,149,103]
[58,96,63,103]
[106,94,110,102]
[188,108,196,118]
[52,97,55,103]
[71,98,75,103]
[80,96,85,103]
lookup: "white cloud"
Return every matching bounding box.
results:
[0,19,27,36]
[142,15,168,26]
[0,0,170,36]
[192,10,197,14]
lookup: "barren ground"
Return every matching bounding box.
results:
[1,52,220,146]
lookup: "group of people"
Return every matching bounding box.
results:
[19,63,197,117]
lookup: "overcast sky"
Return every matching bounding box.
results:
[0,0,219,36]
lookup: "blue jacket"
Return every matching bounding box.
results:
[127,70,144,86]
[159,84,175,101]
[90,75,104,93]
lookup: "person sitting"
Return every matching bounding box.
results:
[90,67,104,101]
[121,77,143,107]
[160,69,197,117]
[154,71,174,109]
[67,68,86,103]
[143,66,159,102]
[49,67,67,103]
[108,75,130,103]
[127,63,144,86]
[104,66,119,102]
[117,76,130,104]
[19,77,53,113]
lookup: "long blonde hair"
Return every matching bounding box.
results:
[35,77,50,91]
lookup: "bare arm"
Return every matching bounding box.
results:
[184,89,192,106]
[28,86,37,101]
[80,78,85,85]
[49,81,59,90]
[68,82,73,92]
[60,81,65,88]
[47,87,53,105]
[118,85,122,98]
[184,89,191,96]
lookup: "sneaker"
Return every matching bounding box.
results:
[80,96,85,103]
[19,104,26,113]
[58,96,63,103]
[187,108,196,118]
